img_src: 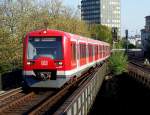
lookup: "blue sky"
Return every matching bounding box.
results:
[122,0,150,36]
[64,0,150,36]
[64,0,79,9]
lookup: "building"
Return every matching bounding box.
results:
[128,35,141,48]
[81,0,121,36]
[141,16,150,54]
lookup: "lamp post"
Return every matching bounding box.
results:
[125,29,128,53]
[112,27,118,48]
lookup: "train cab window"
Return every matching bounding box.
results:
[27,36,63,60]
[71,42,76,63]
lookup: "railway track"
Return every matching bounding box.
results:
[128,54,150,71]
[0,88,25,107]
[129,54,150,71]
[0,90,55,115]
[0,65,101,115]
[129,61,150,72]
[128,59,150,88]
[0,87,22,100]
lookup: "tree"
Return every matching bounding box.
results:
[0,0,91,74]
[89,24,112,44]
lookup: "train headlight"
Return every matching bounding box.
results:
[27,60,35,65]
[27,61,31,65]
[58,62,63,65]
[43,30,47,34]
[55,61,63,66]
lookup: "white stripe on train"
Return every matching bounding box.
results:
[23,56,109,77]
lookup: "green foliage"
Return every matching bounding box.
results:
[109,41,128,75]
[121,38,128,49]
[89,24,112,44]
[109,52,128,75]
[128,44,136,49]
[114,40,124,49]
[0,32,22,74]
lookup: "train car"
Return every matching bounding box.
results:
[23,29,110,88]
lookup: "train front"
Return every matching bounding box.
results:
[23,30,68,88]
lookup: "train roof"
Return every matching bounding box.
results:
[28,29,110,46]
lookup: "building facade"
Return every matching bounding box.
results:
[81,0,121,36]
[128,35,142,48]
[141,16,150,54]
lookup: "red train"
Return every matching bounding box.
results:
[23,29,110,88]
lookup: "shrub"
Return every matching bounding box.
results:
[109,52,128,75]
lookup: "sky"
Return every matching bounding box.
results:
[121,0,150,36]
[64,0,150,36]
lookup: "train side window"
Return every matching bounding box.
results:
[92,45,94,56]
[95,45,98,57]
[95,46,96,56]
[83,44,86,58]
[80,43,86,59]
[88,45,90,58]
[71,42,76,63]
[80,44,82,59]
[102,46,103,56]
[99,45,101,56]
[88,44,93,58]
[91,45,92,57]
[103,46,104,51]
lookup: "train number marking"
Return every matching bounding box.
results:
[41,60,48,66]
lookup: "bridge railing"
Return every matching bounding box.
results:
[54,63,109,115]
[128,63,150,88]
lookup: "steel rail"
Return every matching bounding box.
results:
[129,62,150,73]
[0,87,22,101]
[0,92,35,113]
